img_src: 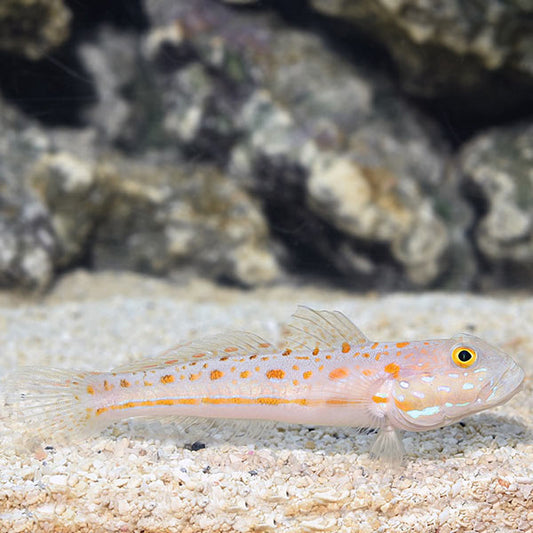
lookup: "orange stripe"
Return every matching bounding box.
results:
[95,395,364,415]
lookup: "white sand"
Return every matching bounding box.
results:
[0,271,531,532]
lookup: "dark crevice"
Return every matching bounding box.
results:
[0,0,148,126]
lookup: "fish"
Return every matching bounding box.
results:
[1,306,525,460]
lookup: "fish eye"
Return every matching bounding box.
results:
[452,346,477,368]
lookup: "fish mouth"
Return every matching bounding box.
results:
[480,363,525,408]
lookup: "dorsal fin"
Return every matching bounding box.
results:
[112,331,274,372]
[285,306,369,351]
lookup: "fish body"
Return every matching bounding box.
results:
[3,307,524,459]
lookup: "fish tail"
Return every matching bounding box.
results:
[1,367,105,448]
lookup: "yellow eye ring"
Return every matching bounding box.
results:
[452,346,477,368]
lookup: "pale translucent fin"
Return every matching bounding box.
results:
[2,367,107,448]
[285,306,369,350]
[113,331,274,372]
[128,415,278,443]
[370,427,405,463]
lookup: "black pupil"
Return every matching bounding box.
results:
[458,350,472,362]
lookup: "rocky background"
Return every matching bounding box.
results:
[0,0,532,292]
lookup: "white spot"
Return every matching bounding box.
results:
[374,392,388,399]
[413,391,425,399]
[448,373,459,378]
[462,383,474,390]
[399,381,409,389]
[421,376,435,383]
[437,385,451,392]
[396,394,405,402]
[474,368,487,373]
[445,402,453,407]
[406,405,440,419]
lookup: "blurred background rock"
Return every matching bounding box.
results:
[0,0,531,292]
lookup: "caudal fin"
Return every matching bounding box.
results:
[1,367,105,448]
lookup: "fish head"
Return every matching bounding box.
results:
[388,334,524,431]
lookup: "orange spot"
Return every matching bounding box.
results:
[394,398,414,412]
[362,353,370,358]
[384,363,400,378]
[404,352,414,359]
[103,380,113,391]
[362,369,373,376]
[303,371,313,379]
[259,343,271,348]
[220,356,229,361]
[190,362,198,366]
[189,372,201,381]
[296,356,309,360]
[266,369,286,379]
[325,355,332,360]
[192,353,206,358]
[164,359,178,365]
[329,367,349,380]
[396,342,410,348]
[120,379,130,388]
[375,353,381,361]
[318,365,324,371]
[292,365,299,371]
[372,395,388,404]
[144,380,153,386]
[86,385,95,395]
[293,379,299,386]
[160,374,175,384]
[342,342,350,353]
[210,370,224,380]
[180,375,185,380]
[371,342,379,349]
[424,342,429,346]
[202,363,208,369]
[283,348,292,356]
[225,346,238,353]
[312,347,320,356]
[249,354,258,360]
[261,356,270,361]
[255,366,260,372]
[230,366,236,372]
[240,370,251,379]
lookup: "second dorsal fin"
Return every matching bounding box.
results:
[112,331,274,372]
[285,306,369,350]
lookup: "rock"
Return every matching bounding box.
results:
[0,97,56,290]
[309,0,533,99]
[29,151,102,268]
[0,0,71,60]
[460,122,533,288]
[137,0,474,288]
[91,155,279,287]
[79,27,141,146]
